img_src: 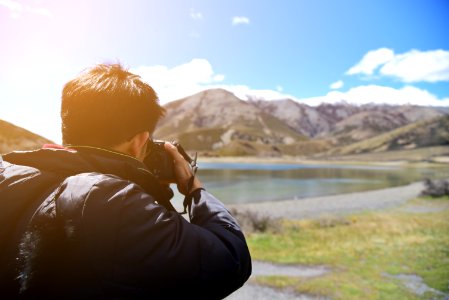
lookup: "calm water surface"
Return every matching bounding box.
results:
[172,162,449,204]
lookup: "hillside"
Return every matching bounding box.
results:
[321,104,443,146]
[154,89,308,156]
[323,115,449,156]
[248,99,333,137]
[0,119,52,154]
[249,100,443,144]
[155,88,447,157]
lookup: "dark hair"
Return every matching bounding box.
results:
[61,63,165,147]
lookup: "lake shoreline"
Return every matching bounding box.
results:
[228,180,427,220]
[196,146,449,166]
[198,155,448,168]
[192,158,448,206]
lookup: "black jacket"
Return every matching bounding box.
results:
[0,146,251,299]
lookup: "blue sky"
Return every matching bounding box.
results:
[0,0,448,143]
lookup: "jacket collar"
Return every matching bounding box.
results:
[4,145,175,210]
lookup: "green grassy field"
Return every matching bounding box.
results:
[246,197,449,299]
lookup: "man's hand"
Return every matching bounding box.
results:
[164,142,202,195]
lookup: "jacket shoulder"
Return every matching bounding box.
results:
[0,161,40,183]
[55,172,154,220]
[57,171,149,205]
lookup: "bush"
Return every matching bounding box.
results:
[420,178,449,198]
[229,208,281,234]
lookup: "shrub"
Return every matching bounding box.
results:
[420,178,449,198]
[229,208,281,234]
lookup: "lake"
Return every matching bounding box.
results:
[171,162,449,205]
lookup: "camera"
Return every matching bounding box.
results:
[143,140,195,182]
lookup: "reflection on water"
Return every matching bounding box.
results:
[187,162,449,204]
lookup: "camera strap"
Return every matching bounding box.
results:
[179,152,198,215]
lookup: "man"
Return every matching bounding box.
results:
[0,64,251,299]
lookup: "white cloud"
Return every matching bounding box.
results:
[131,59,226,103]
[190,8,203,20]
[213,74,225,82]
[132,59,299,103]
[0,0,52,18]
[330,80,344,89]
[300,84,449,107]
[31,6,52,18]
[380,49,449,82]
[347,48,449,83]
[346,48,394,75]
[232,16,250,25]
[0,0,21,11]
[230,87,296,101]
[132,59,449,108]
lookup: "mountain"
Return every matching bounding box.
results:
[154,88,448,157]
[324,115,449,156]
[0,119,53,154]
[319,105,443,146]
[248,99,333,137]
[154,89,307,156]
[249,100,443,144]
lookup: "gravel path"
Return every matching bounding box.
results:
[226,283,329,300]
[229,181,424,220]
[226,262,330,300]
[250,261,329,277]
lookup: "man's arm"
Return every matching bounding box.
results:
[107,182,251,299]
[162,142,252,297]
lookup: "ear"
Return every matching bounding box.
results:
[128,131,150,160]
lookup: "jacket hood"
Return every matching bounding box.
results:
[3,146,175,208]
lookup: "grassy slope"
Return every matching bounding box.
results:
[247,197,449,299]
[156,110,309,156]
[0,119,52,153]
[326,115,449,156]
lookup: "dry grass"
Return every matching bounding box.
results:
[0,120,52,154]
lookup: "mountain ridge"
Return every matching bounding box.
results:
[154,88,448,157]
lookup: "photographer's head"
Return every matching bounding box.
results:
[61,63,165,159]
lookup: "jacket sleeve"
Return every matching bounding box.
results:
[79,176,252,299]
